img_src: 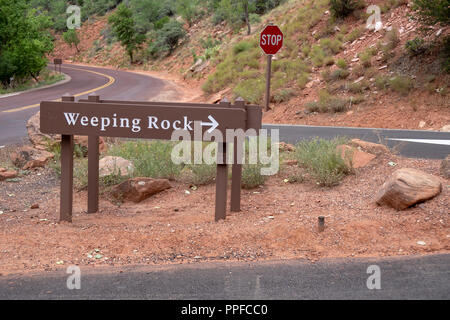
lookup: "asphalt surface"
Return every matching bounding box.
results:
[0,63,448,159]
[0,254,448,299]
[263,124,450,159]
[0,64,166,146]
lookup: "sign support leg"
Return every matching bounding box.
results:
[60,134,74,222]
[230,139,242,212]
[265,54,272,112]
[215,142,228,221]
[88,136,99,214]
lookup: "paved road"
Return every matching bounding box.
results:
[0,64,166,146]
[264,124,450,159]
[0,254,448,300]
[0,64,448,159]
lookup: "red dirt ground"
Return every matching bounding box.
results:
[0,151,448,276]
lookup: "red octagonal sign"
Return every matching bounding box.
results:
[260,25,283,55]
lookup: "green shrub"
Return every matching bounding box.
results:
[364,67,376,78]
[311,45,326,67]
[108,140,182,180]
[233,77,265,104]
[147,19,185,58]
[62,29,80,52]
[375,75,389,89]
[310,89,350,113]
[233,41,253,55]
[332,68,350,80]
[274,89,294,103]
[305,101,320,113]
[329,0,362,18]
[345,27,362,42]
[349,81,363,93]
[297,72,310,88]
[336,58,348,69]
[386,28,400,50]
[295,137,352,187]
[358,50,373,68]
[405,37,426,55]
[324,56,335,66]
[352,64,365,77]
[187,164,216,186]
[301,45,311,57]
[241,163,267,189]
[389,76,413,95]
[411,0,450,25]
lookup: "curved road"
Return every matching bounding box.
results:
[0,63,448,158]
[0,64,166,145]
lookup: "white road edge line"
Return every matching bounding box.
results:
[387,138,450,146]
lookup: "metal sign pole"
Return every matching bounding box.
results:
[265,54,272,112]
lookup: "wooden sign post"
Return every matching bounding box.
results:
[40,95,262,222]
[53,58,62,73]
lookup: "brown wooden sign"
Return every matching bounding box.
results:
[41,101,247,139]
[53,58,62,73]
[40,95,262,223]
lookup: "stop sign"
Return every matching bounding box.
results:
[260,25,283,55]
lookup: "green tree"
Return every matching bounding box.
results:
[176,0,200,27]
[329,0,361,18]
[147,19,186,58]
[411,0,450,26]
[0,0,53,86]
[63,29,81,52]
[108,3,145,63]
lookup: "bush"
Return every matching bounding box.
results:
[108,140,182,180]
[233,77,265,104]
[62,29,80,52]
[329,0,363,18]
[274,89,294,103]
[358,50,373,68]
[147,19,185,58]
[295,137,352,187]
[405,37,426,55]
[375,75,389,89]
[386,28,400,50]
[297,72,310,88]
[233,41,253,55]
[241,163,267,189]
[352,64,365,77]
[187,164,216,186]
[331,68,350,80]
[307,90,349,113]
[389,76,413,95]
[411,0,450,26]
[305,101,320,113]
[345,27,362,42]
[336,58,348,69]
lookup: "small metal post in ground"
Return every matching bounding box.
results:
[318,216,325,232]
[60,94,75,222]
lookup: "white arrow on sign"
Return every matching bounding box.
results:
[201,115,219,133]
[387,138,450,146]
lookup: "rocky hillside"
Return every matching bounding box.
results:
[50,0,449,130]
